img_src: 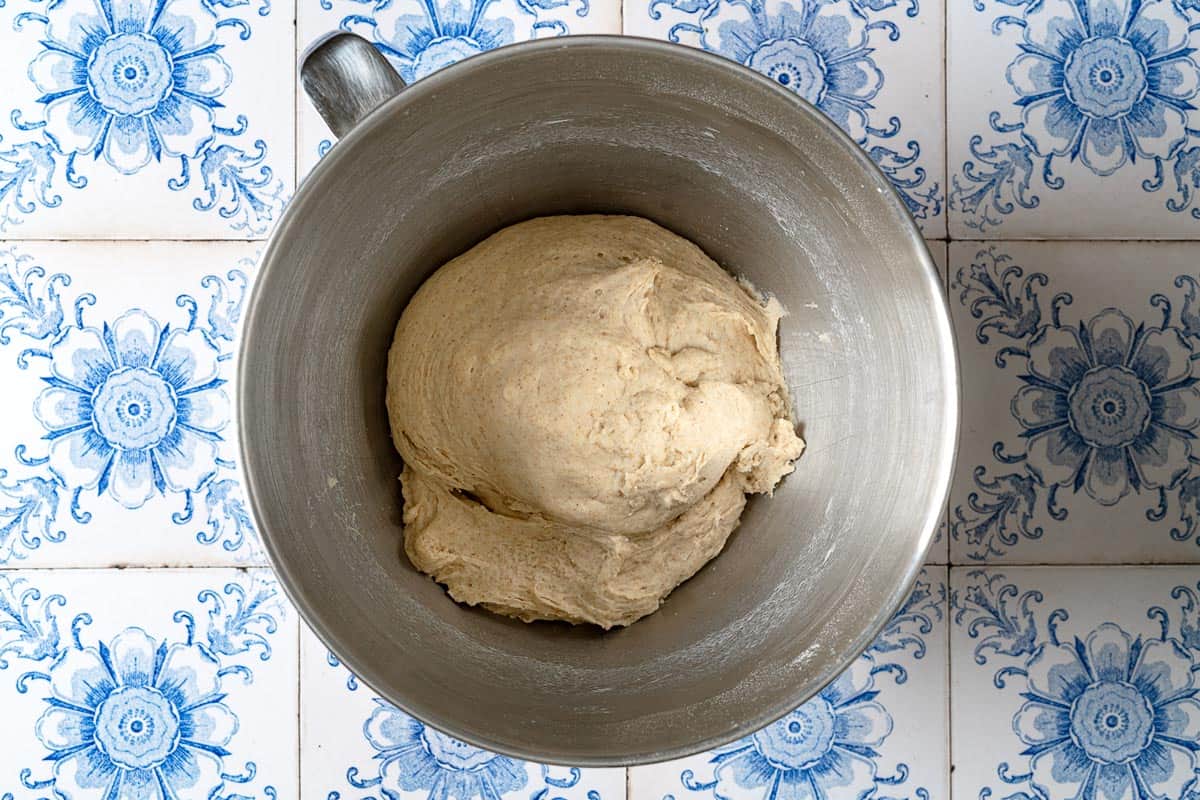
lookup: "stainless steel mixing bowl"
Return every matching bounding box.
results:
[238,33,958,766]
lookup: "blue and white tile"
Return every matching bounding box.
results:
[0,567,298,800]
[948,0,1200,238]
[951,567,1200,800]
[629,567,948,800]
[0,0,295,239]
[622,0,946,238]
[296,0,623,177]
[298,623,627,800]
[949,241,1200,564]
[0,242,263,568]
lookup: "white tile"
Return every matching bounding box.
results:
[951,567,1200,800]
[630,567,948,800]
[0,568,297,800]
[296,0,623,178]
[0,242,264,567]
[947,0,1200,237]
[298,624,627,800]
[0,0,295,238]
[949,241,1200,564]
[622,0,946,238]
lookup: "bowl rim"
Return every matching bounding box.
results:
[238,34,960,767]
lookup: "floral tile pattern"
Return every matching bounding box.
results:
[951,567,1200,800]
[298,624,627,800]
[0,0,294,238]
[949,241,1200,564]
[0,242,262,568]
[0,568,297,800]
[295,0,622,176]
[948,0,1200,237]
[629,567,948,800]
[3,0,1198,784]
[623,0,947,237]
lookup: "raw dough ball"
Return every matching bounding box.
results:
[387,215,804,628]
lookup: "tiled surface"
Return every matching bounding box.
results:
[948,0,1200,238]
[296,0,622,176]
[0,568,298,800]
[948,241,1200,564]
[300,626,627,800]
[624,0,947,238]
[1,0,1199,792]
[0,242,261,568]
[950,567,1200,800]
[631,567,949,800]
[0,0,294,238]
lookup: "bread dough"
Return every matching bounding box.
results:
[387,215,805,628]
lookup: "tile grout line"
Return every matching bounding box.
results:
[943,0,950,242]
[944,565,953,800]
[293,0,301,235]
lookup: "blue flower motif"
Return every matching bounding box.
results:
[1014,623,1200,800]
[363,700,529,800]
[34,627,238,800]
[27,0,234,174]
[710,654,891,800]
[366,0,533,83]
[1008,0,1200,175]
[693,0,883,143]
[1013,308,1200,505]
[33,309,229,509]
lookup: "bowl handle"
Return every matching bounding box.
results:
[300,32,407,139]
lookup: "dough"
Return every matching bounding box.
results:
[387,215,804,628]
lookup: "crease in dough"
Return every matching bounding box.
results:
[387,214,805,628]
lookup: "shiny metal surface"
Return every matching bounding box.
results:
[239,36,958,767]
[300,33,406,138]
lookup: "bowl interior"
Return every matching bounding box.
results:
[240,37,957,765]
